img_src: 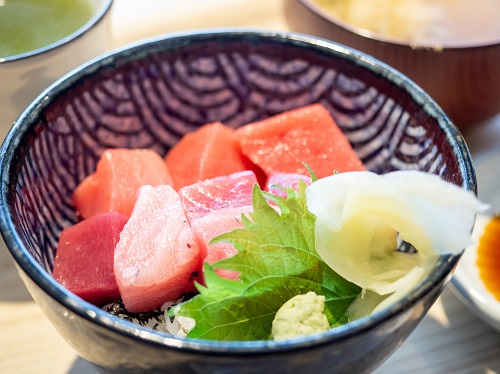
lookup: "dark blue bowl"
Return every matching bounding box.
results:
[0,30,475,373]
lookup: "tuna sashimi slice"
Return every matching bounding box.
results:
[179,171,258,280]
[165,122,251,190]
[52,211,129,306]
[114,185,201,313]
[179,170,257,222]
[266,172,313,198]
[236,103,366,180]
[73,148,173,219]
[191,206,253,281]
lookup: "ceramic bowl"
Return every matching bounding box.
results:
[451,214,500,333]
[284,0,500,132]
[0,30,477,373]
[0,0,113,141]
[451,144,500,332]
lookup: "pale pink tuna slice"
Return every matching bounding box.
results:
[179,171,257,280]
[179,170,257,222]
[266,172,312,198]
[114,185,201,313]
[191,206,253,281]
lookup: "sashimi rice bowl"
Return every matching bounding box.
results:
[0,30,482,373]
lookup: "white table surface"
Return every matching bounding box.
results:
[2,1,500,373]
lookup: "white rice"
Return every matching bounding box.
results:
[103,295,196,337]
[160,300,196,337]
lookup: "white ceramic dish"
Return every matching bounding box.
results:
[451,213,500,332]
[450,139,500,331]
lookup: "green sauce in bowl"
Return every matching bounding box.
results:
[0,0,93,58]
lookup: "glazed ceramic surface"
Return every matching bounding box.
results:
[284,0,500,131]
[0,30,476,373]
[451,146,500,335]
[451,214,500,334]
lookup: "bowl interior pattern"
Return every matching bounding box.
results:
[4,32,472,271]
[284,0,500,130]
[0,31,475,372]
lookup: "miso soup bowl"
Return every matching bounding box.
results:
[284,0,500,132]
[0,30,477,373]
[0,0,113,141]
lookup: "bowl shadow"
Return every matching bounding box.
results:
[68,357,99,374]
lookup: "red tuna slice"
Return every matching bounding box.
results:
[165,122,252,190]
[114,185,201,313]
[266,172,313,198]
[52,211,129,306]
[179,171,257,280]
[73,148,173,219]
[190,206,253,281]
[179,170,257,222]
[236,103,366,181]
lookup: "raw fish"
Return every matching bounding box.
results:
[114,185,201,313]
[165,122,251,190]
[52,211,129,306]
[179,171,257,280]
[73,148,173,218]
[179,170,256,222]
[237,103,366,180]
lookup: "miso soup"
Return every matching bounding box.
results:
[0,0,94,58]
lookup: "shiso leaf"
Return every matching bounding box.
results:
[170,181,361,341]
[302,162,318,182]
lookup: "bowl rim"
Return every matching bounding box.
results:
[0,0,113,64]
[298,0,500,50]
[0,28,474,355]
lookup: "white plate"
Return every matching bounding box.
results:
[450,124,500,332]
[450,214,500,332]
